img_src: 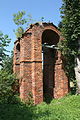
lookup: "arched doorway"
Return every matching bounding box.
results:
[42,29,60,102]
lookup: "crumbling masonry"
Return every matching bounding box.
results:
[13,23,69,104]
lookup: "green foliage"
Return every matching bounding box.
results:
[33,95,80,120]
[13,11,45,38]
[0,102,34,120]
[14,26,24,38]
[0,70,19,104]
[26,92,34,105]
[59,0,80,86]
[1,95,80,120]
[22,92,34,105]
[13,11,27,25]
[0,31,11,66]
[48,95,80,120]
[58,21,63,30]
[2,51,13,73]
[13,11,34,38]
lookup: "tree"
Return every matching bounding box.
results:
[58,21,63,31]
[13,11,34,38]
[60,0,80,93]
[0,31,11,67]
[13,11,45,39]
[0,32,18,103]
[2,51,13,74]
[0,69,19,104]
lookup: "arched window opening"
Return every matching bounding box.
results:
[16,43,20,63]
[42,29,60,103]
[16,43,20,51]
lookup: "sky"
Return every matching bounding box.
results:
[0,0,62,53]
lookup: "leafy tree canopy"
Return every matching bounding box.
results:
[0,31,11,66]
[2,51,13,73]
[60,0,80,56]
[59,0,80,91]
[13,11,34,38]
[13,11,27,25]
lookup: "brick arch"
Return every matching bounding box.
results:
[42,29,60,45]
[41,29,60,102]
[13,23,69,104]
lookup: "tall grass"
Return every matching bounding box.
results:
[0,95,80,120]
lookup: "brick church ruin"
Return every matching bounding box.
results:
[13,22,69,104]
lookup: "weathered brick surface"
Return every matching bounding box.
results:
[32,62,43,104]
[13,22,69,104]
[54,51,68,98]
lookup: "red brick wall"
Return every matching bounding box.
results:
[13,23,69,104]
[54,51,68,98]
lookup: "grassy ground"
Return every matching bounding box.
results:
[0,95,80,120]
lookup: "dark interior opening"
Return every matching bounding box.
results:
[42,29,59,103]
[16,43,20,62]
[16,43,20,94]
[16,43,20,51]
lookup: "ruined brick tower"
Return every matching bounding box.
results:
[13,22,69,104]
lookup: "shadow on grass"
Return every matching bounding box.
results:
[0,103,34,120]
[43,93,53,104]
[0,102,51,120]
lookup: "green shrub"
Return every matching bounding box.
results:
[0,70,19,103]
[0,102,34,120]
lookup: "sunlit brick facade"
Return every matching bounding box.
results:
[13,23,69,104]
